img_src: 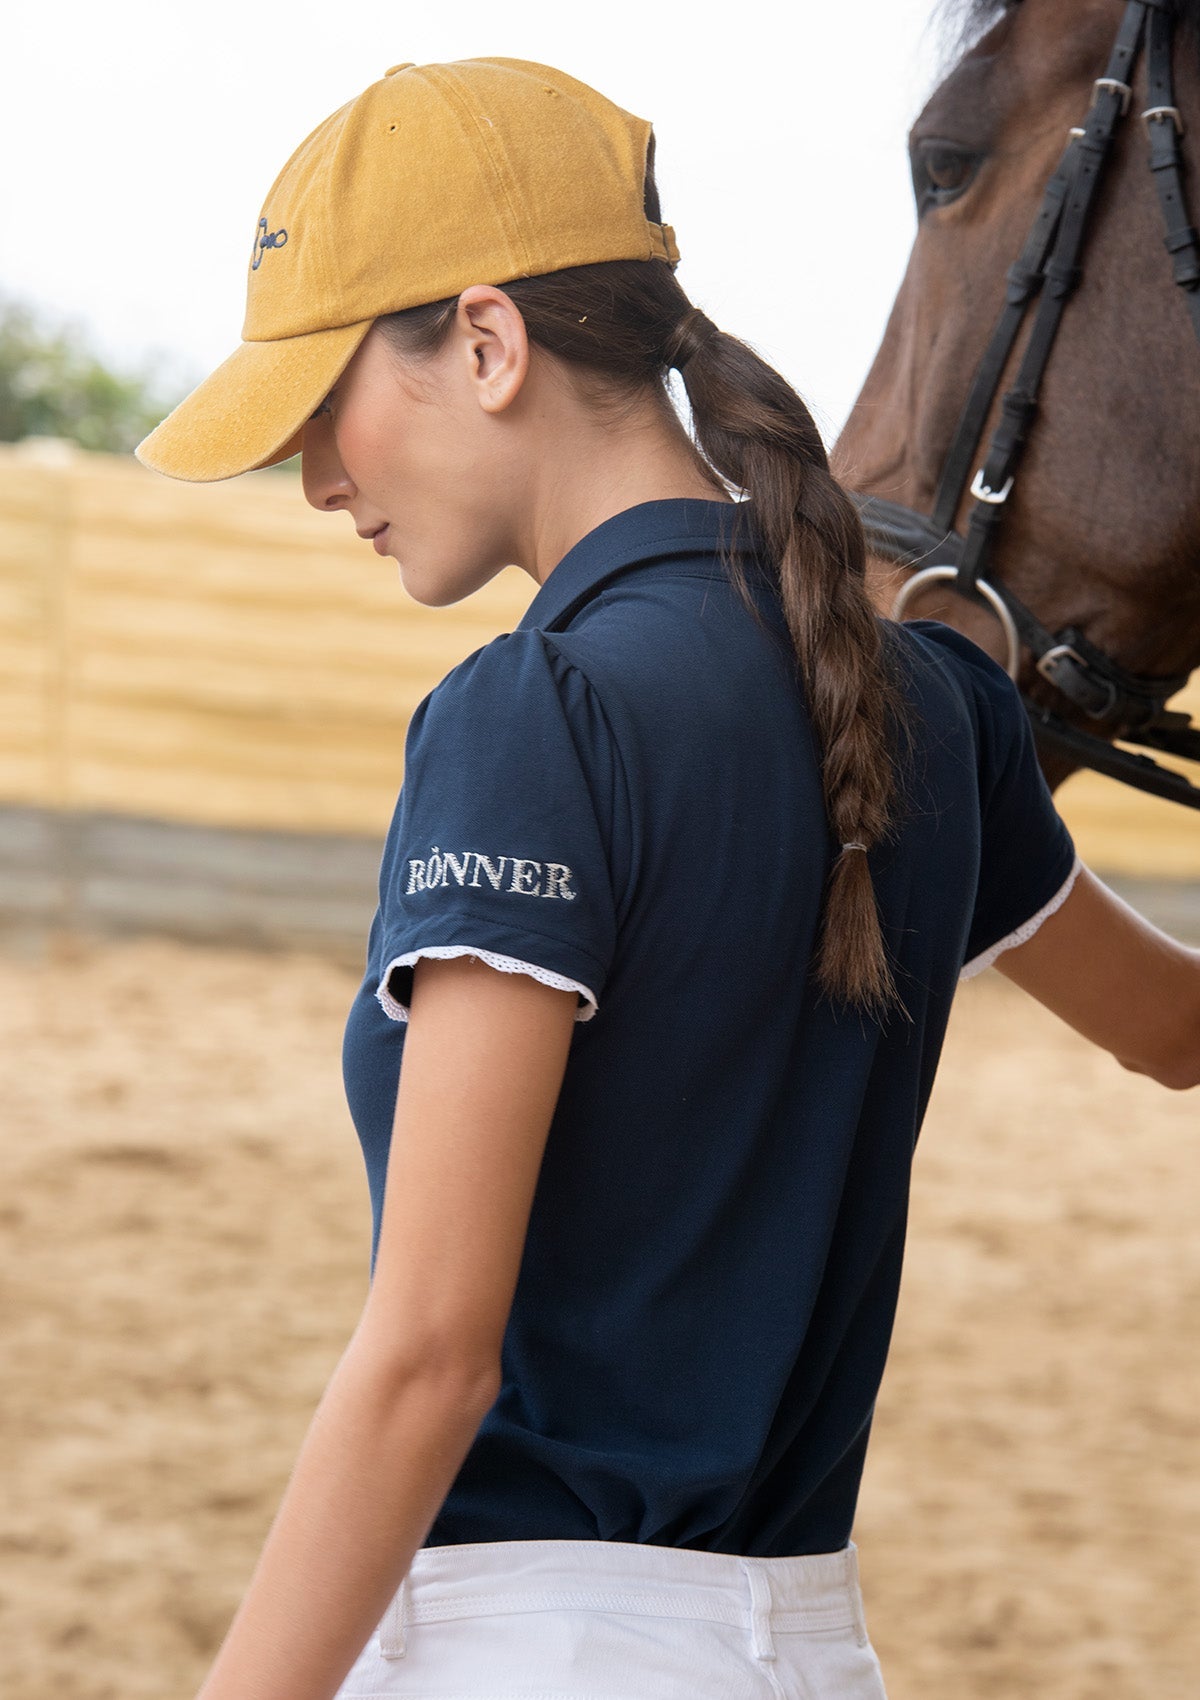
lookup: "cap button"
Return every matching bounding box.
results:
[385,62,415,76]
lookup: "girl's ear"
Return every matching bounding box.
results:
[454,285,531,416]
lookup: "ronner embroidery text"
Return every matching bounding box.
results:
[406,846,578,900]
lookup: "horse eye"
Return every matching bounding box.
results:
[909,138,984,212]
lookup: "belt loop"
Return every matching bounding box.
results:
[738,1557,776,1661]
[844,1540,870,1647]
[378,1572,410,1660]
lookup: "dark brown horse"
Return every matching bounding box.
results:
[832,0,1200,792]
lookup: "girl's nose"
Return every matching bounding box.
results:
[301,419,358,513]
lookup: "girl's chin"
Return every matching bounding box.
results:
[391,552,504,608]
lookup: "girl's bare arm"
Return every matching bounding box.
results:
[992,863,1200,1090]
[193,953,579,1700]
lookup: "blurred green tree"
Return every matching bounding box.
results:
[0,295,181,453]
[0,294,299,472]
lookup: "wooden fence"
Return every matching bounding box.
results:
[1,439,1196,955]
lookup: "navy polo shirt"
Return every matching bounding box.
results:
[341,497,1079,1557]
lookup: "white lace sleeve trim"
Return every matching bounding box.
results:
[959,850,1084,981]
[376,945,599,1023]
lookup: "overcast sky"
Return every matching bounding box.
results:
[4,0,953,444]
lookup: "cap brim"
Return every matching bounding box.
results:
[134,319,374,483]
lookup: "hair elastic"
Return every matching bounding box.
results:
[841,842,868,853]
[663,307,719,372]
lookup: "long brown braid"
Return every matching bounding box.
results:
[376,145,919,1022]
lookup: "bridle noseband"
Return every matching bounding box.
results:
[852,0,1200,808]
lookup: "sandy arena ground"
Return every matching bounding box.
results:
[1,930,1196,1700]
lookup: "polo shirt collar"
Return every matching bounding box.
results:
[516,497,769,634]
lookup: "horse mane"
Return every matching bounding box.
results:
[932,0,1200,69]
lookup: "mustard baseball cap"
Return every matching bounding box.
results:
[134,57,680,483]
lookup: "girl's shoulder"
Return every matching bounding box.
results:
[886,615,1031,757]
[891,615,1019,705]
[412,626,605,747]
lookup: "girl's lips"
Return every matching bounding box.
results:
[372,525,390,556]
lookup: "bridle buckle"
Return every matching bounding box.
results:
[1035,643,1118,719]
[969,468,1014,504]
[1141,104,1184,138]
[1091,77,1132,117]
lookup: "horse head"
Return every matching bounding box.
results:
[832,0,1200,788]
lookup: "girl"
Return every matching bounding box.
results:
[136,55,1200,1700]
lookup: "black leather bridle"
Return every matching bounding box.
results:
[850,0,1200,808]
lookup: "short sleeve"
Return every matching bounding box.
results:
[950,629,1081,979]
[374,629,622,1023]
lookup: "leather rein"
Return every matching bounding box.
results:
[850,0,1200,809]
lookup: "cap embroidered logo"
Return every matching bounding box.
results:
[251,216,289,271]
